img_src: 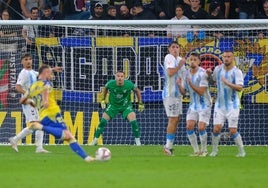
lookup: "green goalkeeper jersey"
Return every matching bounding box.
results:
[106,79,136,108]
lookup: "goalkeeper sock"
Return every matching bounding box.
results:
[130,120,140,138]
[69,142,88,159]
[211,133,220,152]
[35,130,44,150]
[187,130,199,153]
[166,133,175,149]
[199,130,207,152]
[13,127,33,143]
[94,118,107,138]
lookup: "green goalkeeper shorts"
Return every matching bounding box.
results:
[105,105,134,119]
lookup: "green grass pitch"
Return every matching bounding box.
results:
[0,145,267,188]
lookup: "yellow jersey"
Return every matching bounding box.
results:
[29,80,61,120]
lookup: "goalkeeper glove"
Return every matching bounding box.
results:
[101,100,106,109]
[138,102,145,112]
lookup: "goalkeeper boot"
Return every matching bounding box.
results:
[163,146,174,156]
[89,138,98,146]
[9,137,18,152]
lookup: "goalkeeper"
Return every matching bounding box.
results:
[90,71,144,146]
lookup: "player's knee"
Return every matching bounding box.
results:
[63,130,74,141]
[229,128,237,135]
[213,125,222,133]
[186,124,194,130]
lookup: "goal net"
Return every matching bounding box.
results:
[0,20,267,146]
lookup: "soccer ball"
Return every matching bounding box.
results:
[95,147,111,161]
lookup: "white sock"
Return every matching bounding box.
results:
[135,138,141,146]
[166,139,174,149]
[13,127,33,143]
[211,133,220,152]
[199,131,207,152]
[233,133,244,153]
[187,132,199,153]
[35,130,44,150]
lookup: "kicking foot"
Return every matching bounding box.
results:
[9,137,18,152]
[84,156,95,162]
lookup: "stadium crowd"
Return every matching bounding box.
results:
[0,0,267,21]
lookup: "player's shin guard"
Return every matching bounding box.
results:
[35,130,44,150]
[187,130,199,153]
[94,118,107,138]
[166,133,175,149]
[130,120,140,138]
[69,142,88,159]
[130,120,141,145]
[199,130,207,152]
[211,133,220,152]
[233,132,245,153]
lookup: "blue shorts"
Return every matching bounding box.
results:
[40,113,67,130]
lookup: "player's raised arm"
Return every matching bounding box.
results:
[177,77,187,96]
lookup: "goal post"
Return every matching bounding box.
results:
[0,20,267,146]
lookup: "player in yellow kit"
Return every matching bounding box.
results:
[20,64,94,162]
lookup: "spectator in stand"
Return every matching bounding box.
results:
[181,0,206,9]
[166,5,190,38]
[207,0,230,19]
[0,9,20,37]
[3,0,23,20]
[106,5,117,19]
[183,0,208,19]
[20,0,44,19]
[44,0,60,12]
[91,0,108,14]
[236,0,258,19]
[154,0,180,19]
[132,2,157,20]
[90,2,106,19]
[208,1,225,19]
[21,7,40,70]
[118,4,132,19]
[0,9,22,53]
[228,0,239,18]
[39,5,64,37]
[208,2,225,39]
[256,0,268,19]
[62,0,91,20]
[256,0,268,39]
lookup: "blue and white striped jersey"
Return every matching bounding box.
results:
[16,69,38,94]
[212,64,244,110]
[184,67,212,111]
[162,54,186,99]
